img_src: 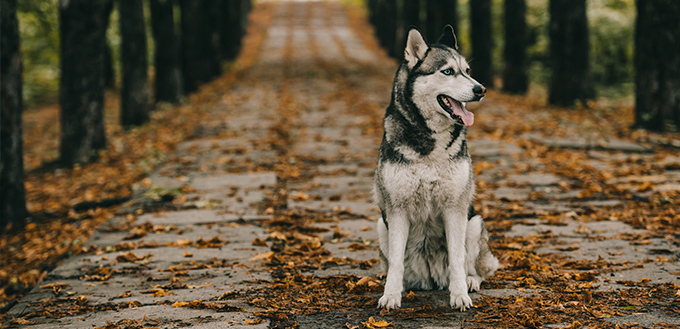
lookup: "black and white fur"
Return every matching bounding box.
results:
[374,26,498,311]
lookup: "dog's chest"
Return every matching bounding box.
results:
[380,158,472,208]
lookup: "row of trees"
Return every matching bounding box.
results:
[1,0,251,229]
[368,0,680,131]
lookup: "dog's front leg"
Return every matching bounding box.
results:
[378,209,409,310]
[444,209,472,311]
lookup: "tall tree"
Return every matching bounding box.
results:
[426,0,457,45]
[403,0,421,30]
[1,0,29,229]
[635,0,680,131]
[59,0,113,165]
[396,0,421,55]
[219,0,241,60]
[104,42,115,89]
[150,0,183,103]
[120,0,150,127]
[180,0,221,93]
[548,0,592,106]
[503,0,528,94]
[470,0,493,87]
[383,0,398,58]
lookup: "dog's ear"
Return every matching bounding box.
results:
[404,27,428,69]
[437,25,458,50]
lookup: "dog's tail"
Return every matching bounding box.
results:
[466,215,499,279]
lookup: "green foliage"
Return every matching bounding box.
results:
[525,0,550,88]
[18,0,157,107]
[588,0,635,87]
[18,0,60,107]
[523,0,634,95]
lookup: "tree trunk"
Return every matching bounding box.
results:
[59,0,113,165]
[374,0,389,50]
[503,0,528,94]
[635,0,680,131]
[180,0,221,94]
[120,0,150,127]
[104,41,115,89]
[240,0,251,37]
[426,0,457,45]
[150,0,183,103]
[403,0,421,31]
[548,0,592,106]
[219,0,242,60]
[470,0,493,87]
[396,0,420,55]
[383,0,398,58]
[1,0,29,230]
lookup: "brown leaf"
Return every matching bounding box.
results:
[249,251,274,261]
[252,238,268,247]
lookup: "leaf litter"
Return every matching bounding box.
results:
[2,1,680,328]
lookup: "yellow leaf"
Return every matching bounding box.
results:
[249,251,274,261]
[361,317,392,328]
[172,301,189,307]
[176,239,192,246]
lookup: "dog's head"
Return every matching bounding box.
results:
[403,26,485,127]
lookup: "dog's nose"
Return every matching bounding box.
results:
[473,85,486,98]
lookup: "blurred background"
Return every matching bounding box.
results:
[13,0,634,108]
[3,0,679,232]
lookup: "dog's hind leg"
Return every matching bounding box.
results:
[378,209,409,310]
[465,214,499,291]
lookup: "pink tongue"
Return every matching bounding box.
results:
[451,100,474,126]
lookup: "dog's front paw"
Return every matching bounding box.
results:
[378,293,401,310]
[450,293,473,311]
[466,275,482,292]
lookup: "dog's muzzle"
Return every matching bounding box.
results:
[437,95,475,127]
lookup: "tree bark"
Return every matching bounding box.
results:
[374,0,390,50]
[120,0,150,127]
[219,0,242,60]
[470,0,493,87]
[548,0,592,106]
[635,0,680,131]
[150,0,183,103]
[503,0,528,94]
[426,0,457,45]
[403,0,421,31]
[180,0,221,94]
[383,0,398,58]
[104,41,115,89]
[59,0,113,165]
[1,0,29,229]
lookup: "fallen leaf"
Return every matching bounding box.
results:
[252,238,268,247]
[361,317,392,328]
[249,251,274,261]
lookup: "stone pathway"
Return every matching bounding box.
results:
[5,0,679,328]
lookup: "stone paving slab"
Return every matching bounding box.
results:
[6,0,679,328]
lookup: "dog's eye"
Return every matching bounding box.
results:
[465,68,471,75]
[442,68,453,76]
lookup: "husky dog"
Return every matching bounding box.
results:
[374,26,498,311]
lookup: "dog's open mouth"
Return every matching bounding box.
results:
[437,95,474,127]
